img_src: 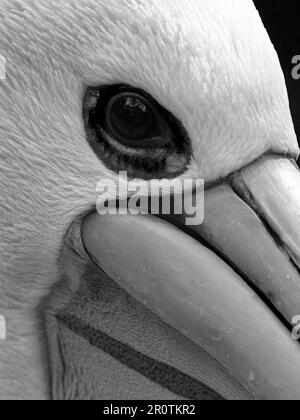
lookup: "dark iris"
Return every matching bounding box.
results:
[105,92,164,147]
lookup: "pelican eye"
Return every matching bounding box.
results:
[83,84,192,180]
[105,92,168,148]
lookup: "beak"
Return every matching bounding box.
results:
[82,155,300,400]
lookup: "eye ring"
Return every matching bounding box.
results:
[104,91,169,149]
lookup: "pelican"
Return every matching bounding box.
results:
[1,0,300,400]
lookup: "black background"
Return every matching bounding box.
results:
[253,0,300,156]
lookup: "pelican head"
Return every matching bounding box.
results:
[1,0,300,400]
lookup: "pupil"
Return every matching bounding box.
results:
[108,94,155,140]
